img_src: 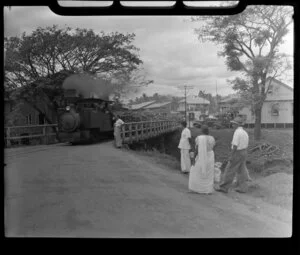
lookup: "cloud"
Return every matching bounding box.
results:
[4,7,294,99]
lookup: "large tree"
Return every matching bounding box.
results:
[192,6,293,140]
[4,25,147,124]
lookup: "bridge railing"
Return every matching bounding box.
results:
[4,121,180,147]
[121,120,180,144]
[4,124,58,148]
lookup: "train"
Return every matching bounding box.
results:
[57,73,182,143]
[57,88,116,144]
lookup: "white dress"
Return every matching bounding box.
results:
[178,128,191,173]
[114,118,124,148]
[188,135,215,194]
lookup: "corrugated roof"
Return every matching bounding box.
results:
[265,95,294,101]
[266,77,293,91]
[179,96,210,105]
[144,101,171,109]
[130,100,156,110]
[219,94,239,103]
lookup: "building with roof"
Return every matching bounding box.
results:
[239,78,293,127]
[143,101,172,110]
[219,94,240,114]
[5,93,57,127]
[143,101,172,118]
[177,96,210,126]
[129,100,156,110]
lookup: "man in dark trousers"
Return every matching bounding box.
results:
[216,116,249,193]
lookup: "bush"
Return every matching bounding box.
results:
[248,159,265,173]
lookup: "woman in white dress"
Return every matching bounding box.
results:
[189,125,216,194]
[114,115,124,148]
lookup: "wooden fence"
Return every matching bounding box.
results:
[4,124,58,147]
[121,120,180,144]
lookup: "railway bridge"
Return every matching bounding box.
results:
[4,120,180,147]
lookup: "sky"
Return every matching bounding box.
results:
[4,5,294,102]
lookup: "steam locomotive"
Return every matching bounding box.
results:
[57,88,115,144]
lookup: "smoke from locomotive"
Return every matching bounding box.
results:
[62,74,113,100]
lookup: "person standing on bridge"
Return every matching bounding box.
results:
[188,125,216,194]
[216,116,249,193]
[114,115,124,149]
[178,121,192,173]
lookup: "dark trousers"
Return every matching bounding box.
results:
[219,149,248,192]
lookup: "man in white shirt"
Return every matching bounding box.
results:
[216,116,249,193]
[178,121,192,173]
[114,115,125,148]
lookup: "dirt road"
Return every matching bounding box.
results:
[4,142,291,237]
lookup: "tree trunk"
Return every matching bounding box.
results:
[254,107,262,141]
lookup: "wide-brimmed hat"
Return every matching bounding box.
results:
[230,116,244,125]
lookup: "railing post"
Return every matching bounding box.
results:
[129,123,132,143]
[152,122,154,136]
[141,122,144,139]
[151,122,153,137]
[139,123,142,140]
[6,127,11,147]
[136,123,139,141]
[121,125,124,141]
[42,125,47,144]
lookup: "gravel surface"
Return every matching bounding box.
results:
[4,142,291,237]
[248,173,293,210]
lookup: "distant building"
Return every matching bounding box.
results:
[5,99,57,127]
[239,78,293,128]
[177,96,210,126]
[129,101,156,111]
[143,101,172,118]
[219,94,240,114]
[4,88,57,127]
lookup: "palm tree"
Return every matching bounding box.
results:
[153,92,159,101]
[142,93,148,102]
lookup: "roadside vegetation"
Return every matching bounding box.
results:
[130,127,293,211]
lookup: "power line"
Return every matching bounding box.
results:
[216,80,219,113]
[177,85,194,127]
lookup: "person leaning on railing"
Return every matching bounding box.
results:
[113,115,125,149]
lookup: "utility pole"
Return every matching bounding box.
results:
[177,85,194,127]
[184,86,187,123]
[216,81,218,114]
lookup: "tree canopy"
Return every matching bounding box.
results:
[5,26,142,86]
[5,25,150,124]
[192,6,293,139]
